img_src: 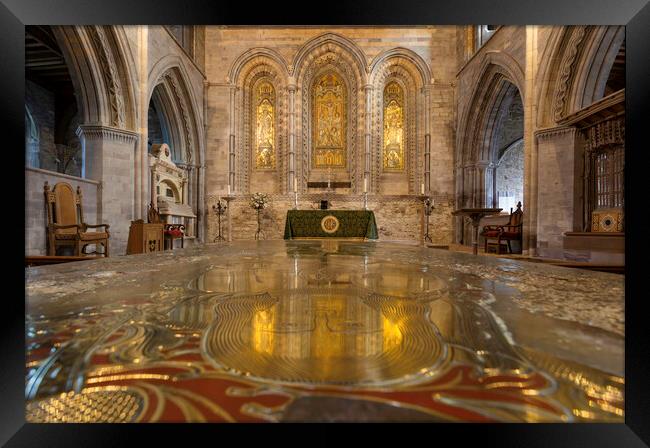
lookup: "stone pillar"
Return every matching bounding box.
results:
[228,85,236,192]
[137,25,149,221]
[423,85,432,193]
[484,162,496,208]
[76,124,139,255]
[288,81,297,192]
[534,126,579,258]
[364,84,373,193]
[473,162,491,208]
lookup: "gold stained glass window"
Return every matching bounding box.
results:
[255,81,275,169]
[313,72,346,168]
[383,82,404,171]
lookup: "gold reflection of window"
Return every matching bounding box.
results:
[383,82,404,171]
[313,72,346,168]
[255,81,275,169]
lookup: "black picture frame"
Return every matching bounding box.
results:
[5,0,649,445]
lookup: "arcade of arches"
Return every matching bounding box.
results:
[24,25,626,261]
[24,25,626,424]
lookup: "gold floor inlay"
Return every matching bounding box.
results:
[25,240,624,422]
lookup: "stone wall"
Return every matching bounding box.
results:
[25,167,99,256]
[25,80,56,170]
[203,27,458,243]
[206,194,454,245]
[495,139,524,210]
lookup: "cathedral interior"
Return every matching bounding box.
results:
[24,25,625,422]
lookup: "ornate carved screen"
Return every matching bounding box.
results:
[312,72,346,168]
[255,80,276,169]
[383,82,405,171]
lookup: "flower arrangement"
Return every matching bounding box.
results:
[249,192,270,211]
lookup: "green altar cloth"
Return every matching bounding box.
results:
[284,210,379,239]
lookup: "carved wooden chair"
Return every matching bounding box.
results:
[148,202,184,250]
[481,201,523,254]
[44,181,110,257]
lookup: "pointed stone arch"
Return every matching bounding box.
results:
[292,33,367,79]
[537,25,625,126]
[369,52,430,195]
[234,55,288,193]
[52,25,137,131]
[294,36,366,193]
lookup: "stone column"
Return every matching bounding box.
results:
[228,85,237,192]
[364,84,373,193]
[76,124,139,255]
[534,126,579,258]
[484,162,496,208]
[288,81,297,192]
[423,84,432,193]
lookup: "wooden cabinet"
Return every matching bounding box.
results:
[126,221,164,255]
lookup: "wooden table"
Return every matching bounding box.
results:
[452,208,502,255]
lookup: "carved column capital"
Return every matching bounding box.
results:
[76,124,139,145]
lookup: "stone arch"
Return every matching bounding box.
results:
[369,47,431,86]
[292,33,367,79]
[148,63,203,168]
[369,54,428,194]
[458,57,524,168]
[52,25,137,130]
[456,52,525,242]
[228,48,289,84]
[294,38,365,192]
[147,63,205,240]
[538,25,625,126]
[235,56,288,193]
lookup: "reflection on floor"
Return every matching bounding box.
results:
[25,240,624,422]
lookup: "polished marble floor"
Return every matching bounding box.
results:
[25,240,624,422]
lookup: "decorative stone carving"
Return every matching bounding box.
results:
[165,72,195,164]
[553,26,588,122]
[584,116,624,152]
[89,26,126,128]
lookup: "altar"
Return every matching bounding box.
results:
[284,210,379,240]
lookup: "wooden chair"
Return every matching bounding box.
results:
[44,181,110,257]
[147,202,183,250]
[481,202,523,254]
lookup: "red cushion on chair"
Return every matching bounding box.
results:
[483,230,500,237]
[164,229,183,238]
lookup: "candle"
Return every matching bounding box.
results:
[294,178,298,192]
[227,185,231,195]
[420,183,425,195]
[363,178,367,193]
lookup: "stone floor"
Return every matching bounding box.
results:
[25,240,624,422]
